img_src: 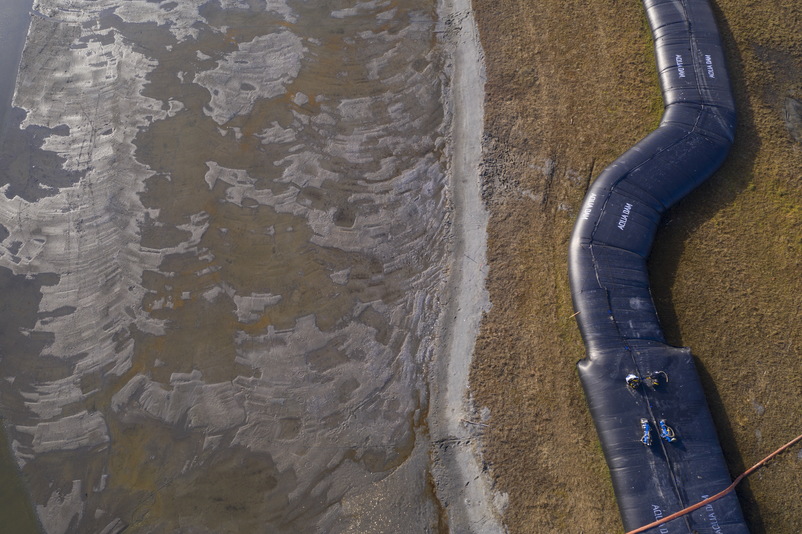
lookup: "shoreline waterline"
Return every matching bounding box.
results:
[0,1,43,532]
[0,0,33,131]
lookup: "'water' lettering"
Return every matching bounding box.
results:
[705,54,716,78]
[582,193,597,220]
[617,202,632,230]
[675,54,686,78]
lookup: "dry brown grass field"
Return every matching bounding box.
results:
[470,0,802,532]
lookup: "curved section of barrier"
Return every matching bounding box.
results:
[568,1,749,532]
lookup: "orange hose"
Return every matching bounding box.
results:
[625,432,802,534]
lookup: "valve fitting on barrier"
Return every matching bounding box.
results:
[625,371,668,390]
[640,418,652,446]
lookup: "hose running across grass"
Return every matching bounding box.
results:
[568,0,748,532]
[626,432,802,534]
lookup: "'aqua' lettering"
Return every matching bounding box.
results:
[617,202,633,230]
[651,505,669,534]
[701,498,724,534]
[705,54,716,78]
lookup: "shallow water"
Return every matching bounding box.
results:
[0,0,452,532]
[0,0,33,130]
[0,1,43,532]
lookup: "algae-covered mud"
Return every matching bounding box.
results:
[0,0,491,532]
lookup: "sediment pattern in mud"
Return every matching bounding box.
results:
[0,0,451,531]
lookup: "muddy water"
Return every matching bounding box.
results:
[0,0,33,130]
[0,1,452,532]
[0,1,44,533]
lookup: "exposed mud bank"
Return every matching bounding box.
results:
[428,0,507,532]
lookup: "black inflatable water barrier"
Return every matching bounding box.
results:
[568,0,749,532]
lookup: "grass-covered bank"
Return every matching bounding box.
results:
[469,0,802,532]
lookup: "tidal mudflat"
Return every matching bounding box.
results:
[0,0,497,532]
